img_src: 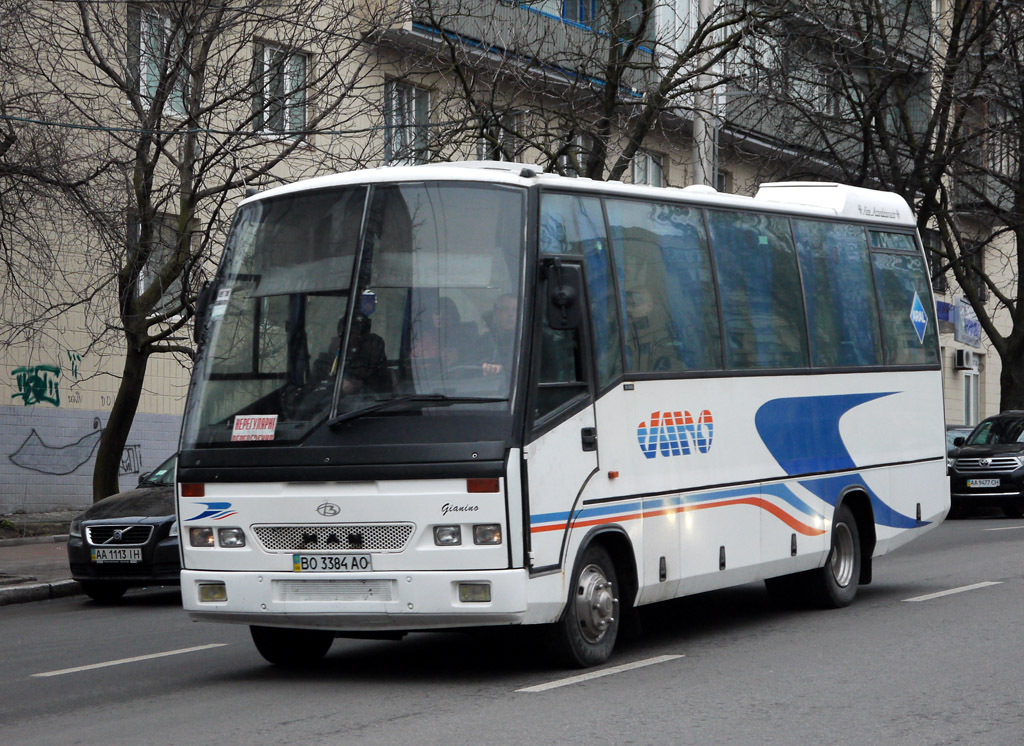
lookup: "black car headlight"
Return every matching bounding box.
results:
[69,518,82,537]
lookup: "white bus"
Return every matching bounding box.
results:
[178,163,948,667]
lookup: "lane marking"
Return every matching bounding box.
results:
[516,654,683,693]
[32,643,227,678]
[903,581,1002,603]
[984,525,1024,532]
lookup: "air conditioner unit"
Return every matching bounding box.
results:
[954,349,975,370]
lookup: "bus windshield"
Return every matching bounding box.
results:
[182,181,526,446]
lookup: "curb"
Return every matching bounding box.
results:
[0,579,80,607]
[0,534,70,548]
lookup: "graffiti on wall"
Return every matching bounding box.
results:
[119,444,143,476]
[9,418,102,474]
[10,350,86,407]
[11,365,61,407]
[8,417,143,478]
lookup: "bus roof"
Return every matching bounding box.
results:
[244,162,916,228]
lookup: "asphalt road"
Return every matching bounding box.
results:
[1,516,1022,745]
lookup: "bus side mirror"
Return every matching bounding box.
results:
[546,262,583,330]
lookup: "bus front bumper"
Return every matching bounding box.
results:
[181,568,531,631]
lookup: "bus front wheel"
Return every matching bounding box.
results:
[250,625,334,667]
[554,543,620,667]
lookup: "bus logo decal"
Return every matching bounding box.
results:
[910,292,928,343]
[637,410,713,459]
[316,502,341,517]
[185,502,238,521]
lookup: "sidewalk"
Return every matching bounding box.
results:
[0,511,81,606]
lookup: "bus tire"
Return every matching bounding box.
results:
[250,626,334,667]
[812,503,861,608]
[554,543,620,668]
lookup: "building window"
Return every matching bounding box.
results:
[477,112,523,162]
[562,0,598,25]
[131,5,188,116]
[631,151,663,187]
[558,133,592,177]
[130,212,189,313]
[964,241,987,302]
[254,43,307,135]
[964,365,980,426]
[385,81,430,165]
[923,229,948,293]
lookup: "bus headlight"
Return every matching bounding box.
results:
[218,527,246,547]
[434,526,462,546]
[473,524,502,545]
[189,527,214,547]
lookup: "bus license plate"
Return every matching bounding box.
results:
[292,554,372,572]
[91,547,142,563]
[967,478,999,488]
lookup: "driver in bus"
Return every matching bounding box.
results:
[322,313,392,395]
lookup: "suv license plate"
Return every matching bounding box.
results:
[292,554,372,572]
[967,478,1000,488]
[91,547,142,563]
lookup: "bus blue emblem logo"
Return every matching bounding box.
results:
[910,292,928,343]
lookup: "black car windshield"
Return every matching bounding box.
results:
[143,454,177,486]
[181,181,526,447]
[966,416,1024,446]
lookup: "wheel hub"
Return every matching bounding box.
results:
[830,521,856,588]
[574,563,616,644]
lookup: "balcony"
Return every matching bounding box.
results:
[382,0,656,92]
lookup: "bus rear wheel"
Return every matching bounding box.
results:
[554,543,620,668]
[812,503,861,608]
[250,626,334,667]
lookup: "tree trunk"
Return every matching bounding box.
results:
[92,346,150,501]
[999,338,1024,412]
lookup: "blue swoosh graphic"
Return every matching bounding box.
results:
[756,393,923,528]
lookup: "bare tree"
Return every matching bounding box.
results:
[2,0,394,499]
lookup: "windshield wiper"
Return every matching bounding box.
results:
[327,394,507,429]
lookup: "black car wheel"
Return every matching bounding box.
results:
[81,582,127,604]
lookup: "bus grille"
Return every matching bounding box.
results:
[86,525,153,546]
[253,524,414,552]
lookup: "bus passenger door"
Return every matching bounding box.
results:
[523,263,599,572]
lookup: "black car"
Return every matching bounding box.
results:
[948,413,1024,518]
[67,454,180,602]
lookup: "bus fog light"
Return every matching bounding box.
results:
[197,582,227,602]
[434,525,462,546]
[190,527,214,547]
[218,528,246,547]
[473,524,502,545]
[458,583,491,603]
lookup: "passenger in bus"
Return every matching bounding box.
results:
[482,293,518,376]
[410,296,482,369]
